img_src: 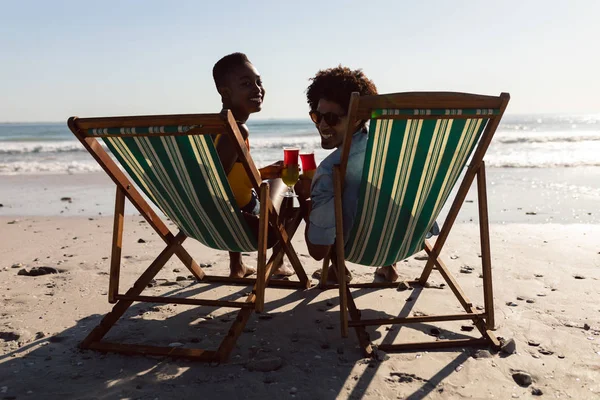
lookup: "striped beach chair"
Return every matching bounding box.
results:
[322,92,510,355]
[68,111,309,362]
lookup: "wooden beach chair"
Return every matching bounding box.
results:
[320,91,510,355]
[68,111,310,362]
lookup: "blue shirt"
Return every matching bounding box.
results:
[308,130,368,246]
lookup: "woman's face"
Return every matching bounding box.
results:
[222,62,265,115]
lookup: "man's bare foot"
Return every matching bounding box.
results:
[375,265,400,282]
[229,262,256,278]
[312,266,352,283]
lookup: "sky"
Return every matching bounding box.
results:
[1,1,599,122]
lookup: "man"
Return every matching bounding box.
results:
[295,66,401,282]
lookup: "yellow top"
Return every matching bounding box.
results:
[215,134,253,208]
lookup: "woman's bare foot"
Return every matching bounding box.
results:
[228,252,256,278]
[229,262,256,278]
[375,264,399,282]
[271,260,296,277]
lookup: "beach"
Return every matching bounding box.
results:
[1,118,600,399]
[1,215,599,399]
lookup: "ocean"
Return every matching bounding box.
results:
[1,115,599,223]
[1,114,599,175]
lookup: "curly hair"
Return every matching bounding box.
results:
[306,66,378,114]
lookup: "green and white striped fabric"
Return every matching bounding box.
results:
[91,125,258,252]
[345,111,493,266]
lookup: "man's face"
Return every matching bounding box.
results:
[315,98,348,149]
[221,62,265,114]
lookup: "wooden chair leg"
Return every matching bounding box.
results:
[477,162,495,329]
[345,287,373,356]
[337,250,349,338]
[81,232,186,348]
[255,183,270,312]
[216,307,255,362]
[108,186,126,304]
[425,243,500,348]
[267,204,310,289]
[418,165,481,285]
[333,166,349,337]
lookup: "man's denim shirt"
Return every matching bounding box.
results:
[308,130,367,245]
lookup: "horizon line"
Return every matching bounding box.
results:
[1,111,598,124]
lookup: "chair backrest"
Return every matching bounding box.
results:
[342,92,509,266]
[70,113,259,252]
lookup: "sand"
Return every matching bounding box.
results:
[1,213,599,400]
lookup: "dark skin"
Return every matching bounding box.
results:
[296,98,399,283]
[215,61,294,278]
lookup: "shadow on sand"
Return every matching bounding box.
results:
[0,277,480,400]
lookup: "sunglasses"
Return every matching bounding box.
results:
[309,110,346,126]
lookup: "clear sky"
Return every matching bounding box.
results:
[1,1,598,122]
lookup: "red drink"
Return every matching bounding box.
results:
[300,152,317,179]
[300,152,317,170]
[283,147,299,166]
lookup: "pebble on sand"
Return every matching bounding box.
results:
[0,332,20,342]
[17,266,61,276]
[137,238,147,243]
[246,356,283,372]
[500,338,517,355]
[511,370,533,387]
[538,347,554,355]
[473,349,493,359]
[424,282,445,289]
[531,387,543,396]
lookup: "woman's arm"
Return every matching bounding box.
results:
[258,161,283,179]
[215,123,249,175]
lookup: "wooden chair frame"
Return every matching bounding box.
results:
[68,110,310,362]
[321,92,510,355]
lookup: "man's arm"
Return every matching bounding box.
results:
[295,175,332,261]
